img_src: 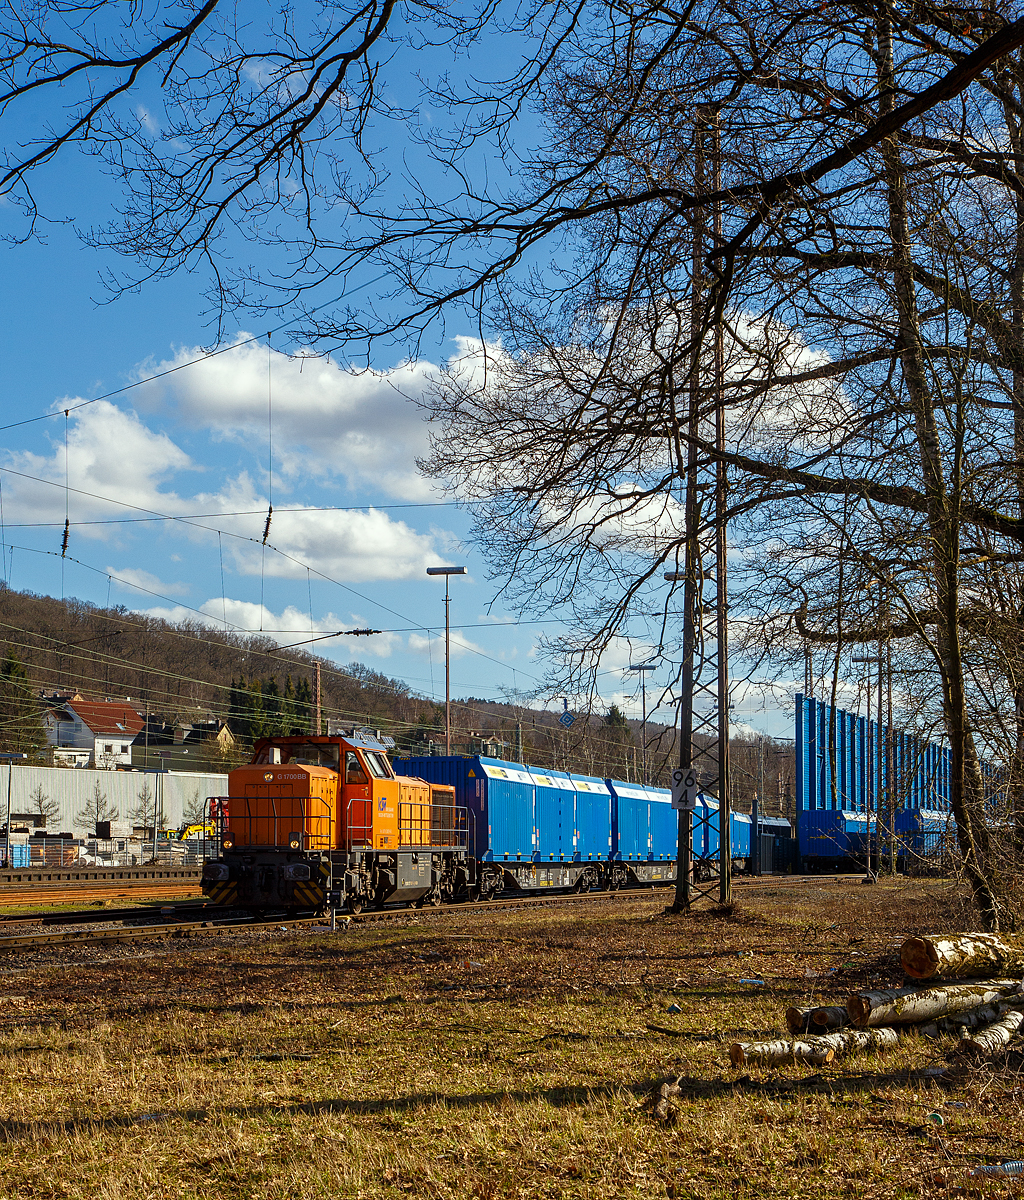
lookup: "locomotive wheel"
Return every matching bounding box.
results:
[426,889,442,907]
[347,898,364,915]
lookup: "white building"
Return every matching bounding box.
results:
[44,697,144,769]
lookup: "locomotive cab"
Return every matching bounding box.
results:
[202,729,472,913]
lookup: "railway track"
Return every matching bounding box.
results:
[0,885,202,908]
[0,873,863,953]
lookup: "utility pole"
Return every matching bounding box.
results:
[312,662,321,736]
[666,109,730,910]
[627,663,655,785]
[426,566,466,755]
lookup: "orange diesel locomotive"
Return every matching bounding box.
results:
[201,729,472,912]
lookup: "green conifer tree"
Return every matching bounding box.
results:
[263,676,282,734]
[0,648,47,757]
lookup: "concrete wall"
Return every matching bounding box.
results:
[0,764,229,837]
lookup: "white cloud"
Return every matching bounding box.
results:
[139,598,401,659]
[408,629,484,659]
[106,566,189,597]
[227,505,440,583]
[135,337,443,501]
[2,400,194,532]
[0,400,444,583]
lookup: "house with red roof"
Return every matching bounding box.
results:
[44,696,144,769]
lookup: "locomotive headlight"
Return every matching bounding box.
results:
[222,831,235,849]
[288,832,302,850]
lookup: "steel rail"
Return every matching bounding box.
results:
[0,873,864,952]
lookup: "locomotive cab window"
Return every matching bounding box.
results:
[363,751,392,779]
[283,743,340,771]
[345,752,368,784]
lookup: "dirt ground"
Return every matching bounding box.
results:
[0,878,1018,1200]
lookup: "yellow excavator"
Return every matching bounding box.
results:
[174,821,216,841]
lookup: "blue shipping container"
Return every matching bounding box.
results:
[528,767,575,859]
[392,755,536,860]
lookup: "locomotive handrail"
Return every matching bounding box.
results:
[206,793,333,850]
[398,801,469,850]
[344,797,374,849]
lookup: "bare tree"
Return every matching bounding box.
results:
[28,783,60,828]
[75,781,118,830]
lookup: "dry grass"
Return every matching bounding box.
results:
[0,878,1018,1199]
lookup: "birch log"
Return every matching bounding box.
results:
[785,1006,816,1034]
[918,1002,1005,1038]
[810,1027,898,1057]
[901,934,1024,980]
[962,1009,1024,1055]
[810,1005,851,1031]
[848,980,1024,1027]
[729,1038,835,1067]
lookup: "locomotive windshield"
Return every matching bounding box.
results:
[252,742,341,770]
[286,743,341,770]
[363,751,393,779]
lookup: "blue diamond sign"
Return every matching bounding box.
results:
[558,710,576,729]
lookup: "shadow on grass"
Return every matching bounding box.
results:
[0,1065,953,1142]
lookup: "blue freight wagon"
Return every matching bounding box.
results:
[394,754,788,893]
[894,807,951,868]
[798,807,870,869]
[392,755,611,895]
[605,781,677,888]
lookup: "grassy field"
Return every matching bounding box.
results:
[0,878,1018,1200]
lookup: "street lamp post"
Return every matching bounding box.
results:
[0,753,27,869]
[627,664,655,785]
[426,566,466,755]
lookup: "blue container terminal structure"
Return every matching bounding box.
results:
[795,693,955,870]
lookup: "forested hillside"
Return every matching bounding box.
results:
[0,586,795,813]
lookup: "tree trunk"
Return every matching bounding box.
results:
[962,1008,1024,1055]
[919,1002,1002,1037]
[810,1027,898,1057]
[729,1038,835,1067]
[848,979,1023,1027]
[876,11,997,927]
[785,1005,816,1034]
[901,933,1024,980]
[810,1005,851,1030]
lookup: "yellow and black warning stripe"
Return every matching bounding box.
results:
[292,881,326,908]
[204,881,238,906]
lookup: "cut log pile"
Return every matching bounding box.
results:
[727,933,1024,1069]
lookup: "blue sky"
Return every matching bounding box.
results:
[0,166,677,726]
[0,29,799,743]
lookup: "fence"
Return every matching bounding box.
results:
[1,835,220,868]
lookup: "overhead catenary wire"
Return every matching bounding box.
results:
[0,503,457,529]
[0,270,394,438]
[0,612,657,759]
